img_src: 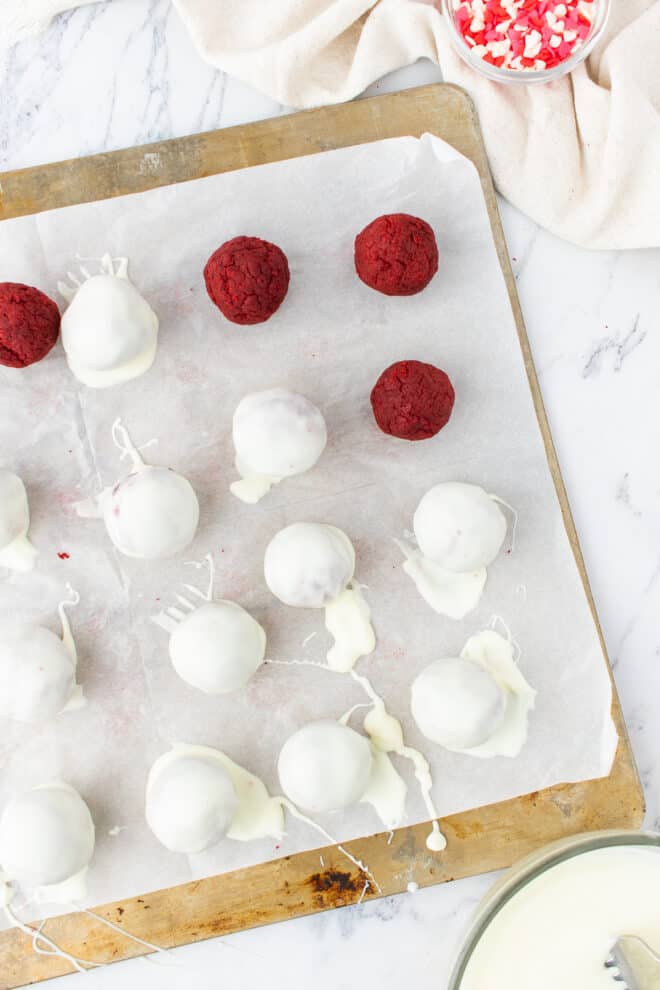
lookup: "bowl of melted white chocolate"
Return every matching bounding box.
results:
[450,830,660,990]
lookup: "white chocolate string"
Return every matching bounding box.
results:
[152,554,217,634]
[57,583,80,664]
[57,254,129,303]
[111,418,147,471]
[183,553,215,603]
[278,798,381,895]
[3,900,102,973]
[489,614,522,664]
[2,885,171,975]
[490,493,519,555]
[74,905,169,958]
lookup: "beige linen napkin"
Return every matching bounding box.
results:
[4,0,660,248]
[173,0,660,249]
[0,0,100,46]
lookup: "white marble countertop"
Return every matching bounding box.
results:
[2,2,660,988]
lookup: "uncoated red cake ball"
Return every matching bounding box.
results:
[370,360,455,441]
[0,282,61,368]
[354,214,438,296]
[204,236,290,325]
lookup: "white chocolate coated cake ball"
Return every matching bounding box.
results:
[61,272,158,388]
[231,389,327,503]
[278,720,373,813]
[413,482,506,572]
[0,782,95,890]
[100,466,199,559]
[411,657,507,751]
[264,522,355,608]
[145,749,238,854]
[169,601,266,694]
[0,624,76,723]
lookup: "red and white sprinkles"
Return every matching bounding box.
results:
[451,0,596,71]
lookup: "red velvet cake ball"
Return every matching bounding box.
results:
[0,283,60,368]
[370,360,455,441]
[204,236,290,325]
[354,214,438,296]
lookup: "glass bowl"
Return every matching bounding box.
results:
[441,0,611,83]
[448,829,660,990]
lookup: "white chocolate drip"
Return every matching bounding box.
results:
[33,866,90,905]
[214,751,284,843]
[0,469,37,572]
[267,657,445,851]
[0,534,37,572]
[349,669,446,851]
[360,748,407,832]
[426,824,448,851]
[230,471,277,505]
[399,483,508,620]
[57,585,85,714]
[490,494,518,554]
[458,629,536,758]
[397,540,486,620]
[57,584,79,663]
[324,584,376,672]
[411,628,535,760]
[339,702,372,725]
[265,523,375,669]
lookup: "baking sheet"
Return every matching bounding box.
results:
[0,134,617,920]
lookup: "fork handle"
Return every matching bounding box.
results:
[616,937,660,990]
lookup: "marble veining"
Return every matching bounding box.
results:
[2,1,660,988]
[582,314,646,378]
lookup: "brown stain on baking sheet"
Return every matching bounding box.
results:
[450,820,486,841]
[305,869,369,909]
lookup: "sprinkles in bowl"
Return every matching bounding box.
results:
[445,0,607,79]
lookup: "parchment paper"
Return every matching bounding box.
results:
[0,135,618,919]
